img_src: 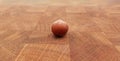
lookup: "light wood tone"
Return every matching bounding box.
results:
[15,44,70,61]
[0,0,120,61]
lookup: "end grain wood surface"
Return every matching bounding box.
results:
[0,0,120,61]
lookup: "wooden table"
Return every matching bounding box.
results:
[0,0,120,61]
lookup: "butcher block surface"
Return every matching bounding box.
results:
[0,0,120,61]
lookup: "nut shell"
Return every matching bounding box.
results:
[51,19,68,37]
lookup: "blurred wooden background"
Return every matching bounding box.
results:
[0,0,120,61]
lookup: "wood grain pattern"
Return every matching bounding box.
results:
[0,0,120,61]
[15,44,70,61]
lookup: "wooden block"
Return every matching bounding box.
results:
[0,45,16,61]
[15,44,70,61]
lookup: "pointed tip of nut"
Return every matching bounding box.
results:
[53,19,66,24]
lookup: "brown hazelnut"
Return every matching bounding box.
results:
[51,19,69,37]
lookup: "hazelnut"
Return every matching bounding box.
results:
[51,19,69,37]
